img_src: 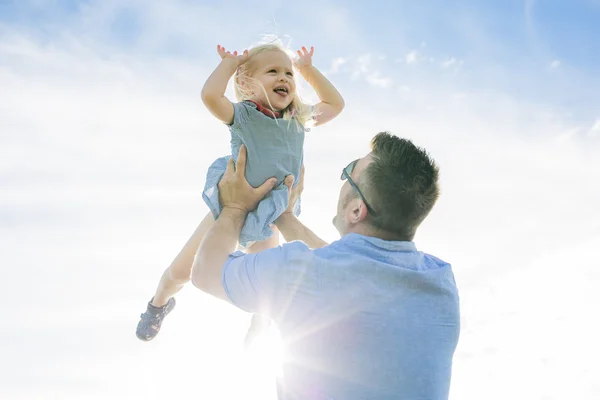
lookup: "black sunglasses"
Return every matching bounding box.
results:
[341,159,376,216]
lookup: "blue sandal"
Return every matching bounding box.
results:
[136,298,176,341]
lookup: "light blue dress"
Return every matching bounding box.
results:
[202,101,306,247]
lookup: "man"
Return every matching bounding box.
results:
[192,132,460,400]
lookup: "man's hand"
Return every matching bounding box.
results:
[274,165,328,249]
[279,165,305,217]
[218,145,277,214]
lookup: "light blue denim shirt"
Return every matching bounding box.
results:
[223,233,461,400]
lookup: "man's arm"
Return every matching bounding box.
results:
[275,213,328,249]
[275,166,329,249]
[191,207,246,301]
[191,145,277,301]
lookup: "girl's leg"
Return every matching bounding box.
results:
[243,225,280,347]
[136,211,214,341]
[151,211,215,306]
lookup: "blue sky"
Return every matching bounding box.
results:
[2,0,599,75]
[3,0,600,135]
[1,1,600,399]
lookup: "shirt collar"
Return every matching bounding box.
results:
[336,233,417,252]
[246,100,281,119]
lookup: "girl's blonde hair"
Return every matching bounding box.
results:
[233,42,313,127]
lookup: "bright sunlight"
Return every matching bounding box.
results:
[244,324,285,377]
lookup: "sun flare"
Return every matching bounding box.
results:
[244,325,284,377]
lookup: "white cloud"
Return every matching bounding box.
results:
[555,127,582,144]
[589,119,600,137]
[327,57,347,74]
[349,53,392,87]
[351,53,371,79]
[366,73,393,88]
[550,59,561,69]
[406,50,419,64]
[440,57,464,70]
[441,57,457,68]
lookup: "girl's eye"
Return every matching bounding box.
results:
[286,72,294,77]
[268,69,277,73]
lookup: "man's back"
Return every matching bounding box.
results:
[272,234,460,399]
[223,233,460,400]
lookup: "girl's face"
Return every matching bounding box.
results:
[247,50,296,111]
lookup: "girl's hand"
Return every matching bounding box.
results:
[294,46,315,70]
[217,44,249,66]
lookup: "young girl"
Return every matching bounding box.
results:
[136,40,344,343]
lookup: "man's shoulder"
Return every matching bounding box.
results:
[421,252,452,270]
[227,241,313,267]
[280,240,313,256]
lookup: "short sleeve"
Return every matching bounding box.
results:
[229,101,254,130]
[222,241,311,316]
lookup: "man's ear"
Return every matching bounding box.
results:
[345,198,369,225]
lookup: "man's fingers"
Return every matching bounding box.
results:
[235,145,248,177]
[283,174,295,191]
[224,157,236,177]
[256,177,278,198]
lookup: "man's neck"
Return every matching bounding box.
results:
[345,225,410,242]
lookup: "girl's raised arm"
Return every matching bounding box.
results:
[295,46,345,127]
[201,45,248,124]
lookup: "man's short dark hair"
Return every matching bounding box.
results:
[361,132,440,241]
